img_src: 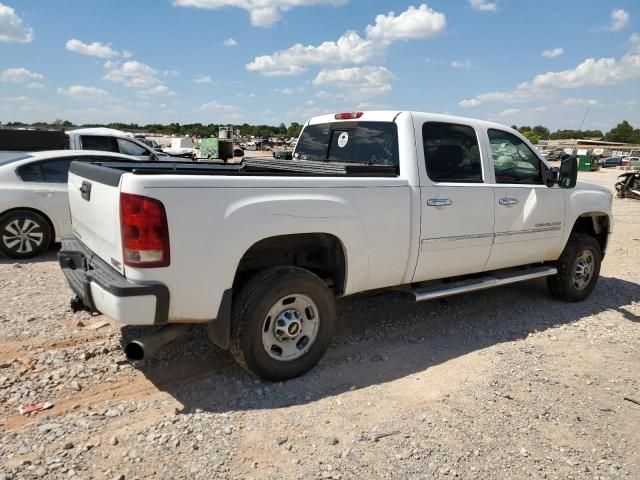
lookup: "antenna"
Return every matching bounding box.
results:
[570,105,591,155]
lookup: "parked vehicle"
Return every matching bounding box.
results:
[1,127,172,162]
[615,171,640,200]
[602,156,623,168]
[273,149,293,160]
[66,128,172,161]
[59,111,613,381]
[0,150,143,258]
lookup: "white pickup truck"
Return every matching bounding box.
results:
[59,111,613,381]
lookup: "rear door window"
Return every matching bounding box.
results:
[295,122,399,169]
[17,158,73,183]
[422,122,483,183]
[80,135,118,152]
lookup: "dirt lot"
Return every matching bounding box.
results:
[1,168,639,480]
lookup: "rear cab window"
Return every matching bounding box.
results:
[294,122,399,173]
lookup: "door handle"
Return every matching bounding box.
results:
[427,198,453,207]
[499,197,519,206]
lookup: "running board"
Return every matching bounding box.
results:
[411,266,557,302]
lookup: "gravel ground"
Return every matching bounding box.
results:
[1,168,639,480]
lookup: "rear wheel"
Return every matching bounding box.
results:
[547,233,601,302]
[0,210,52,259]
[229,266,336,381]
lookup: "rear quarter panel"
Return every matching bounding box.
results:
[120,174,412,322]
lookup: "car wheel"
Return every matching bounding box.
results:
[0,210,52,259]
[229,266,336,381]
[547,233,601,302]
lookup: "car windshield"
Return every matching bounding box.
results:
[294,121,399,168]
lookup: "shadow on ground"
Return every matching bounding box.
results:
[120,276,640,414]
[0,244,59,265]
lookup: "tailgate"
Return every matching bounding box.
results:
[68,162,125,275]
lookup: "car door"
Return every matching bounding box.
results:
[412,120,495,282]
[484,128,565,271]
[16,158,75,236]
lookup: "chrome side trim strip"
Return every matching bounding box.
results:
[495,226,562,237]
[421,233,494,244]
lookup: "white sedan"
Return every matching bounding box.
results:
[0,150,141,259]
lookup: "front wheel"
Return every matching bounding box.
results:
[547,233,601,302]
[0,210,52,259]
[229,266,336,381]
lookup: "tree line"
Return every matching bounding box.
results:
[3,119,639,144]
[2,120,304,139]
[512,121,640,145]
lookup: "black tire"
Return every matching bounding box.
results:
[547,233,601,302]
[0,210,52,259]
[229,266,336,381]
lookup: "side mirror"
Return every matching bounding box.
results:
[558,155,578,188]
[544,167,558,188]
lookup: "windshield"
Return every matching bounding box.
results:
[294,122,399,168]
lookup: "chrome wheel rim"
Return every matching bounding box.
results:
[261,294,320,362]
[574,250,594,290]
[2,218,44,254]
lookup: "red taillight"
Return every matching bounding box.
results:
[334,112,363,120]
[120,193,170,268]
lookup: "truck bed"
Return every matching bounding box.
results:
[70,158,398,183]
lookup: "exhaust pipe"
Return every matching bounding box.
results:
[124,324,191,362]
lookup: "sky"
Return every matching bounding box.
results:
[0,0,638,131]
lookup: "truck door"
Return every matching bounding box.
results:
[412,121,495,282]
[484,128,564,270]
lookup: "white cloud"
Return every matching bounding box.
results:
[26,82,45,90]
[494,108,519,117]
[1,67,43,83]
[460,34,640,107]
[57,85,110,101]
[451,60,472,70]
[247,4,446,76]
[173,0,347,27]
[312,66,393,97]
[247,31,377,76]
[104,60,161,88]
[542,47,564,59]
[609,9,629,31]
[194,74,213,83]
[138,85,177,97]
[364,4,446,41]
[198,100,236,112]
[163,69,180,77]
[223,37,237,46]
[562,98,600,106]
[65,39,125,58]
[469,0,497,12]
[0,3,33,43]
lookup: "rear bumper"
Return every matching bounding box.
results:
[58,236,169,325]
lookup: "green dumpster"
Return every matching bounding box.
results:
[578,155,597,172]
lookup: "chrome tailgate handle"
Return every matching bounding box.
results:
[427,198,453,207]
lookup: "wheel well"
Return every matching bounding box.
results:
[571,214,609,255]
[0,207,56,239]
[234,233,346,295]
